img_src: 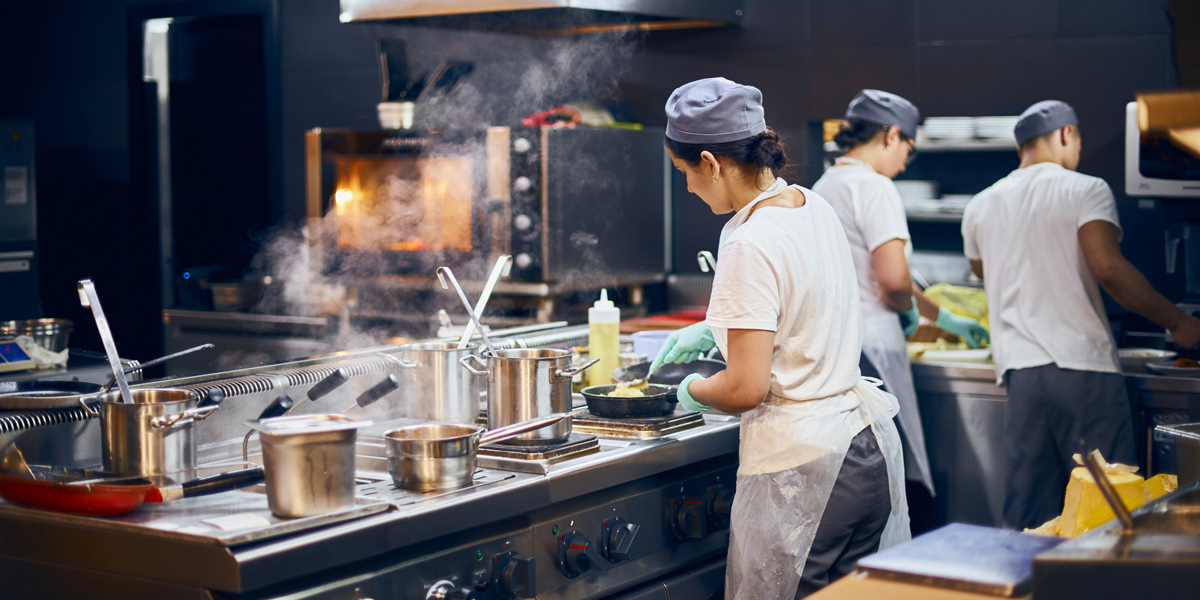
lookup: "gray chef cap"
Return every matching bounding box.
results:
[1014,100,1078,146]
[845,89,920,139]
[665,77,766,144]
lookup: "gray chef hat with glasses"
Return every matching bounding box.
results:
[845,89,920,140]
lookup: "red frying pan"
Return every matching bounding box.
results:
[0,465,263,517]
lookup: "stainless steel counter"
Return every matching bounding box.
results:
[0,326,739,600]
[911,358,1200,528]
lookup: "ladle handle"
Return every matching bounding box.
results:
[478,412,572,445]
[78,278,134,404]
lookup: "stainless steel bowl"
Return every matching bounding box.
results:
[0,318,73,352]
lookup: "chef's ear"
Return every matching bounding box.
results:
[699,150,720,178]
[884,125,902,149]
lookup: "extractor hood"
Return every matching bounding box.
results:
[339,0,743,35]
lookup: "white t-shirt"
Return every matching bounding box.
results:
[706,178,864,402]
[811,159,913,321]
[961,162,1122,384]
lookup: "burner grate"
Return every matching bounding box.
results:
[354,469,516,507]
[571,408,705,439]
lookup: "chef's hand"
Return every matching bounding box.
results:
[898,298,920,338]
[648,322,716,374]
[1169,314,1200,349]
[677,373,711,412]
[935,309,990,349]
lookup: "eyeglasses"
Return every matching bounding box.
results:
[903,138,918,166]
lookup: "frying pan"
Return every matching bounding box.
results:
[611,358,726,386]
[0,464,264,517]
[0,344,214,410]
[580,384,678,418]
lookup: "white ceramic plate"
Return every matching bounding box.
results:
[918,349,992,363]
[1146,362,1200,377]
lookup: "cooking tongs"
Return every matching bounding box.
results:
[78,278,133,404]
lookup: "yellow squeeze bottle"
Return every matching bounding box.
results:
[587,289,621,387]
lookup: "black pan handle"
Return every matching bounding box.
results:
[356,374,399,408]
[180,467,265,499]
[307,368,349,401]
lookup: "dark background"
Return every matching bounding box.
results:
[1,0,1197,359]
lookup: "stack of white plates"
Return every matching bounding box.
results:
[974,116,1019,141]
[895,180,940,212]
[939,194,973,213]
[923,117,976,140]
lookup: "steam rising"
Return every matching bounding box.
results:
[246,30,645,349]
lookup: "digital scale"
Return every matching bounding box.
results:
[0,337,38,373]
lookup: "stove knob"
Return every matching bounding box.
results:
[672,497,708,539]
[514,253,534,269]
[493,552,536,599]
[428,583,479,600]
[604,517,641,563]
[514,214,533,232]
[559,530,603,578]
[513,176,533,193]
[513,137,532,154]
[708,485,735,526]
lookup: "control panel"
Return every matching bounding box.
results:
[508,132,543,281]
[530,459,737,599]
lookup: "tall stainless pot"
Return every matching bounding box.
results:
[392,342,482,424]
[81,388,217,478]
[460,348,597,445]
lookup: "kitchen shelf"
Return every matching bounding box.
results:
[907,210,964,223]
[824,139,1015,154]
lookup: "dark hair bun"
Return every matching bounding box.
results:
[749,129,787,172]
[833,119,886,151]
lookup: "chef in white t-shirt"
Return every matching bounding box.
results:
[649,77,909,598]
[813,90,989,498]
[962,100,1200,530]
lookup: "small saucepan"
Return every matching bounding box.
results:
[384,412,573,491]
[580,384,678,418]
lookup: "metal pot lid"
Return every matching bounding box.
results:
[245,413,372,435]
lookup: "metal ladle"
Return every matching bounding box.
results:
[436,267,498,356]
[457,255,512,350]
[78,278,133,404]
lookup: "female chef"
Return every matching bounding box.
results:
[650,77,910,599]
[811,89,989,497]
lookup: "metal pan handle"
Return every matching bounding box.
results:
[555,357,600,380]
[459,354,489,376]
[150,405,219,431]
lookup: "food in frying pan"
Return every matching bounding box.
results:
[1174,357,1200,368]
[607,380,648,397]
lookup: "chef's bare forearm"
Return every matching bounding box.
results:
[1079,220,1186,329]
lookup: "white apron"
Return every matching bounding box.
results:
[861,314,935,495]
[726,378,911,599]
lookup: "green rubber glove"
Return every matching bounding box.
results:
[648,322,716,375]
[898,298,920,338]
[935,308,990,349]
[677,373,711,412]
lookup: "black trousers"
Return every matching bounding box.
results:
[795,426,891,598]
[1003,364,1136,530]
